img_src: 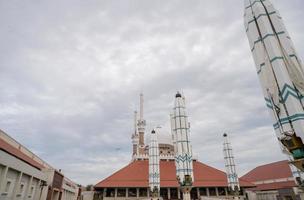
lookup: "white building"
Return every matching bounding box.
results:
[0,129,80,200]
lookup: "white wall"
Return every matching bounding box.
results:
[0,150,48,200]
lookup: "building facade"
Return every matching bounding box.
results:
[242,160,303,200]
[0,129,80,200]
[94,160,254,200]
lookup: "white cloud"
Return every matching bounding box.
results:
[0,0,303,185]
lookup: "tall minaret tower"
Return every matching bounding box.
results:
[138,93,146,155]
[131,111,139,156]
[149,129,160,199]
[244,0,304,171]
[223,133,240,196]
[171,92,193,200]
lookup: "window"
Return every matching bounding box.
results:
[128,188,137,197]
[139,188,147,197]
[3,179,14,197]
[190,188,198,199]
[218,187,225,196]
[105,188,115,197]
[209,188,216,196]
[28,186,35,198]
[160,188,168,200]
[199,188,207,196]
[170,188,178,199]
[16,183,25,197]
[5,180,11,193]
[117,188,126,197]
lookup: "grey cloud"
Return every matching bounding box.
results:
[0,0,303,185]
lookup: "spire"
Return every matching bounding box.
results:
[140,93,144,121]
[134,111,138,135]
[171,92,193,200]
[131,111,139,156]
[223,133,240,193]
[149,129,160,199]
[137,93,146,155]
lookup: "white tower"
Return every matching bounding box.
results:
[138,93,146,155]
[244,0,304,172]
[223,133,240,194]
[171,92,193,200]
[131,111,139,156]
[149,129,160,199]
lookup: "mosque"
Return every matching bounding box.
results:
[94,93,254,200]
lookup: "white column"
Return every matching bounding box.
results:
[12,171,23,200]
[167,188,170,200]
[206,188,210,197]
[0,166,8,192]
[25,176,33,199]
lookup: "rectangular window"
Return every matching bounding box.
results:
[199,188,207,196]
[5,180,11,193]
[209,188,216,196]
[128,188,137,197]
[170,188,178,199]
[28,186,35,198]
[160,188,168,200]
[117,188,126,197]
[218,187,226,196]
[105,188,115,197]
[139,188,147,197]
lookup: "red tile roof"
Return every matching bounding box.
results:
[241,160,296,191]
[248,181,296,191]
[95,160,254,188]
[0,138,44,170]
[241,160,292,182]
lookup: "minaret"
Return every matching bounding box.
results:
[223,133,240,197]
[171,92,193,200]
[131,111,139,156]
[137,93,146,155]
[170,113,178,177]
[244,0,304,172]
[149,129,160,199]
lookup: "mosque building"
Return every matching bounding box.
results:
[94,93,254,200]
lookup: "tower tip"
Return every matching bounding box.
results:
[175,92,182,98]
[223,133,227,137]
[151,129,156,134]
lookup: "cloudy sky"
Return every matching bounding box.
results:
[1,0,304,185]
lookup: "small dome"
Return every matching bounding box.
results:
[223,133,227,137]
[151,130,156,134]
[175,92,182,98]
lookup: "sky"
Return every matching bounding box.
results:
[0,0,304,186]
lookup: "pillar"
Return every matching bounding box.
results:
[103,188,106,198]
[0,166,8,192]
[115,188,117,198]
[178,188,181,199]
[225,188,228,196]
[206,188,210,197]
[215,188,219,197]
[12,172,23,200]
[197,188,200,199]
[167,188,170,200]
[25,176,33,199]
[136,188,139,198]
